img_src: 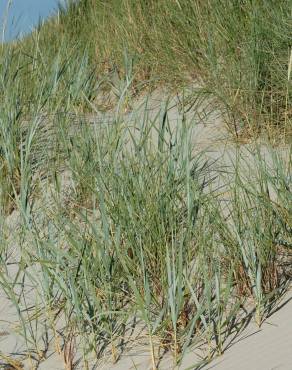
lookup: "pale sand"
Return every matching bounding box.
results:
[1,290,292,369]
[104,289,292,370]
[203,290,292,370]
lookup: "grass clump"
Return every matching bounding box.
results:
[0,107,289,368]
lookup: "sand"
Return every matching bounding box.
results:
[103,289,292,370]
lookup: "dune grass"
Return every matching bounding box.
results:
[0,83,291,367]
[4,0,292,138]
[0,1,291,369]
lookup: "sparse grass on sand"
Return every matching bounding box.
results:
[0,1,291,369]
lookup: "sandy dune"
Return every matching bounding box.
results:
[0,90,291,369]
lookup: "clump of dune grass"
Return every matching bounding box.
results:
[1,97,290,368]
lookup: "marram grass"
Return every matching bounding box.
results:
[0,1,291,368]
